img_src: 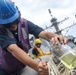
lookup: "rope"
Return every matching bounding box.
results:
[47,56,76,75]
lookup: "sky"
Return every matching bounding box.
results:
[12,0,76,39]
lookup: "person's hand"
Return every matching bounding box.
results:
[37,60,48,75]
[51,34,67,44]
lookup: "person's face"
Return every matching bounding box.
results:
[4,24,18,31]
[9,24,18,31]
[3,18,20,31]
[36,43,41,48]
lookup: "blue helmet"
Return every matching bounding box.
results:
[0,0,19,24]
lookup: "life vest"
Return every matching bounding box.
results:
[34,48,44,59]
[0,18,31,75]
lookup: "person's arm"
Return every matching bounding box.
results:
[38,31,57,40]
[27,20,67,44]
[6,44,39,72]
[0,26,48,75]
[7,44,48,75]
[38,31,67,44]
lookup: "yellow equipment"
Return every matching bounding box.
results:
[34,39,42,45]
[45,52,51,55]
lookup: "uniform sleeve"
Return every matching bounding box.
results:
[27,20,44,38]
[0,26,16,50]
[0,35,16,50]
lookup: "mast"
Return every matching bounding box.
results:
[48,9,69,34]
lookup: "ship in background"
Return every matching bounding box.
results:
[24,9,76,75]
[29,9,76,57]
[23,9,76,75]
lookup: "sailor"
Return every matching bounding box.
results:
[32,39,44,58]
[32,39,50,59]
[0,0,67,75]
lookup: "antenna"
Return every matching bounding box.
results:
[47,9,69,34]
[48,9,53,18]
[75,15,76,18]
[55,23,76,34]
